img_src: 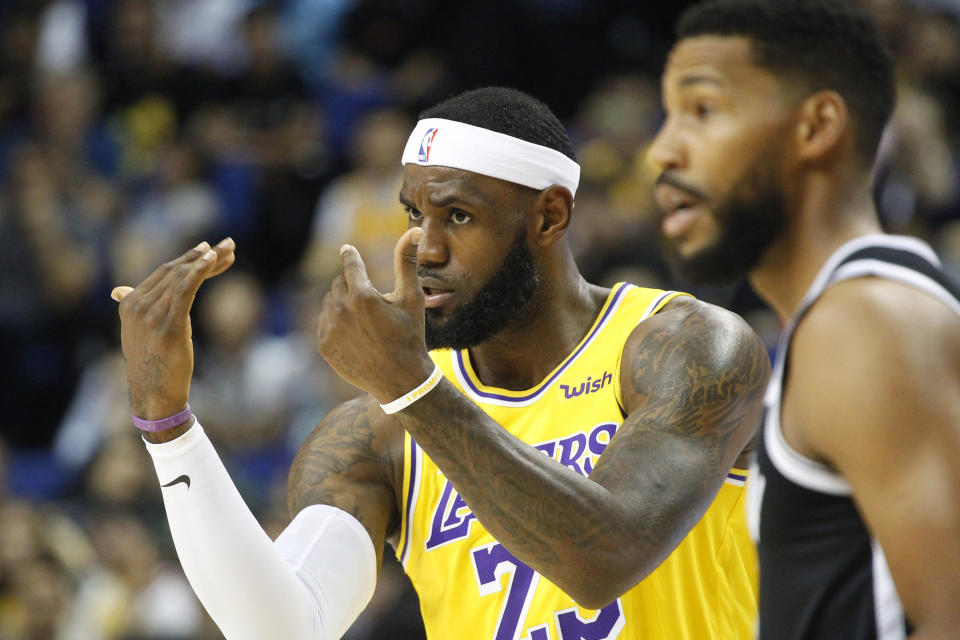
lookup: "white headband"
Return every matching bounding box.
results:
[401,118,580,197]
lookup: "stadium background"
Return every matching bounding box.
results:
[0,0,957,637]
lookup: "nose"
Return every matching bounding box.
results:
[416,218,449,268]
[648,116,685,172]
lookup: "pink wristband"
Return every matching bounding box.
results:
[132,405,193,432]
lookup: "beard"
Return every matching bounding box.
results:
[660,154,788,286]
[424,228,540,350]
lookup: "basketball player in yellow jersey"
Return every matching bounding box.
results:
[394,281,759,639]
[112,88,769,640]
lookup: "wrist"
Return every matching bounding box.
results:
[142,416,195,444]
[373,357,436,405]
[133,403,195,442]
[378,361,442,414]
[130,398,190,422]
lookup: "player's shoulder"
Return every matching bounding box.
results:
[627,295,763,360]
[794,276,960,374]
[622,295,769,395]
[788,276,960,467]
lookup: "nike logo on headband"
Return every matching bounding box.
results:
[161,475,191,490]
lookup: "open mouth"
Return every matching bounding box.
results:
[655,185,703,238]
[422,285,454,308]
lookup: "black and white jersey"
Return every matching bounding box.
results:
[747,234,960,640]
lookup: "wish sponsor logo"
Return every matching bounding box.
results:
[425,422,618,550]
[559,370,613,399]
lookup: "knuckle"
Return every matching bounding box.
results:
[145,305,167,327]
[130,296,150,316]
[157,318,179,338]
[158,260,176,275]
[355,289,376,307]
[319,291,332,311]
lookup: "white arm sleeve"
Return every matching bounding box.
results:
[144,422,377,640]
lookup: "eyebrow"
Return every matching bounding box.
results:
[678,74,725,89]
[398,182,496,209]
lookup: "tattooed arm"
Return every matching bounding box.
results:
[287,394,405,567]
[395,297,769,608]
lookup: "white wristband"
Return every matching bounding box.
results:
[380,364,444,414]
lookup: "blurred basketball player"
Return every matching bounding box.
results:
[651,1,960,637]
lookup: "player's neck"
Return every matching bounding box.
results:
[748,175,881,322]
[466,270,607,391]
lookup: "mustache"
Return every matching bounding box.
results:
[417,267,444,279]
[655,173,708,202]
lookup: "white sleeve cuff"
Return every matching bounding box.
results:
[145,423,377,640]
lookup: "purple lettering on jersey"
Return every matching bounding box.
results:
[526,625,549,640]
[559,371,613,399]
[425,423,621,550]
[559,382,586,398]
[426,480,477,550]
[556,599,625,639]
[472,543,539,640]
[557,433,588,476]
[583,423,617,475]
[588,423,617,458]
[534,441,557,458]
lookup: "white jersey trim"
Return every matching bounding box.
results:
[763,400,851,495]
[831,260,960,318]
[399,439,423,569]
[763,234,954,497]
[872,538,906,640]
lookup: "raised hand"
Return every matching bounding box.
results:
[317,227,434,404]
[111,239,236,432]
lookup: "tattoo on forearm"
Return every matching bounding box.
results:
[396,303,769,593]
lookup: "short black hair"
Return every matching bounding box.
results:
[677,0,895,163]
[419,87,576,162]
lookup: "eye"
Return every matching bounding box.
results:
[404,205,423,222]
[695,101,715,120]
[450,208,471,225]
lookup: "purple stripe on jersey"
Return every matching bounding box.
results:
[399,437,419,564]
[646,289,675,319]
[455,284,632,403]
[728,472,748,482]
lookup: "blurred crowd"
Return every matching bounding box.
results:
[0,0,957,638]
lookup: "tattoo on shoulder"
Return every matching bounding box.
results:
[628,302,769,463]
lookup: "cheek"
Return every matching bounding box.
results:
[449,225,520,286]
[440,239,493,293]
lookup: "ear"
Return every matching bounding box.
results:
[532,184,574,247]
[795,90,851,163]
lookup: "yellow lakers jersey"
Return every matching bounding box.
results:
[395,283,758,639]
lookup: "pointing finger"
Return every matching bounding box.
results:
[339,244,374,293]
[385,227,423,304]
